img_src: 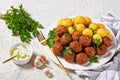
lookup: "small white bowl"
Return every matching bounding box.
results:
[9,43,33,65]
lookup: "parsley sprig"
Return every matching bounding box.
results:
[47,28,57,48]
[93,39,101,49]
[62,46,73,55]
[89,56,99,63]
[3,4,43,43]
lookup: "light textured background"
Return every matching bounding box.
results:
[0,0,120,80]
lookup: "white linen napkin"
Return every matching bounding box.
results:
[75,13,120,80]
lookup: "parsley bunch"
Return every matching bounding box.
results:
[4,4,43,43]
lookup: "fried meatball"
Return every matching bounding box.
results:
[97,44,107,56]
[55,25,68,37]
[85,47,96,58]
[61,34,72,45]
[70,41,82,53]
[102,37,112,47]
[54,36,61,43]
[72,31,81,41]
[79,35,92,47]
[52,42,63,56]
[64,53,75,63]
[76,53,88,65]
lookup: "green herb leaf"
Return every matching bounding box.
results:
[47,38,54,48]
[93,39,101,45]
[48,29,57,39]
[47,28,57,48]
[64,33,69,37]
[72,26,76,30]
[4,4,43,43]
[62,46,73,55]
[93,39,101,48]
[92,30,97,34]
[89,56,99,63]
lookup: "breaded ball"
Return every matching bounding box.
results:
[54,36,61,43]
[97,28,111,38]
[79,35,92,47]
[97,23,105,28]
[61,34,72,45]
[64,52,75,63]
[89,23,99,30]
[55,25,68,37]
[73,16,86,25]
[68,26,75,34]
[93,34,102,43]
[82,28,93,37]
[57,18,73,28]
[52,42,63,56]
[72,31,81,41]
[75,24,86,32]
[102,37,112,47]
[76,53,88,65]
[96,44,107,56]
[70,41,82,53]
[84,16,92,27]
[85,47,96,58]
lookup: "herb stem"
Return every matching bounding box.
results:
[0,13,4,19]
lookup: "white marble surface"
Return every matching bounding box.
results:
[0,0,120,80]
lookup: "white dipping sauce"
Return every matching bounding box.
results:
[10,44,31,60]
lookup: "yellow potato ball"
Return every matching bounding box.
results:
[68,26,75,34]
[106,30,111,38]
[57,18,64,26]
[89,23,99,30]
[82,28,93,37]
[97,23,105,28]
[97,28,111,38]
[84,16,92,26]
[75,24,86,32]
[57,18,73,28]
[73,16,86,25]
[93,34,102,43]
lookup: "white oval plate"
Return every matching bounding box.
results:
[47,18,117,70]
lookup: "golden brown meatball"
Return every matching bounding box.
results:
[55,25,68,37]
[64,53,75,63]
[52,42,63,56]
[76,53,88,65]
[70,41,82,53]
[61,34,72,45]
[72,31,81,41]
[79,35,92,47]
[96,44,107,56]
[85,47,96,58]
[54,36,61,43]
[102,37,112,47]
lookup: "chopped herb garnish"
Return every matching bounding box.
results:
[89,56,99,63]
[47,28,57,48]
[62,46,73,55]
[47,38,54,48]
[72,26,76,30]
[3,4,43,43]
[64,33,69,37]
[93,39,101,48]
[92,30,97,34]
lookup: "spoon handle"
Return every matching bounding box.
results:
[2,55,17,64]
